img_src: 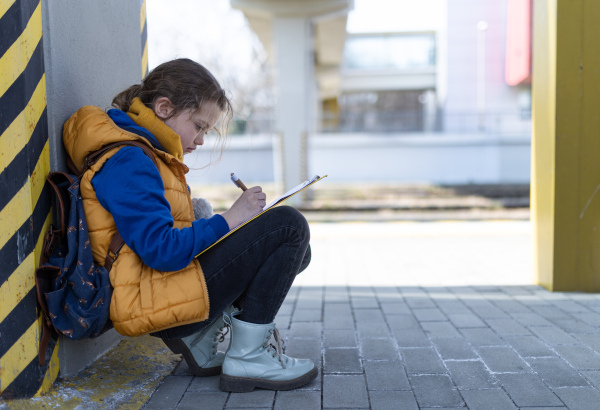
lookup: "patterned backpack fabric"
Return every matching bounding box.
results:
[40,174,112,337]
[35,141,158,366]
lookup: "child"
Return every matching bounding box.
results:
[62,58,316,392]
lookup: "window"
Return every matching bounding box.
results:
[343,33,436,70]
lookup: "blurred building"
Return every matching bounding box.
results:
[190,0,532,187]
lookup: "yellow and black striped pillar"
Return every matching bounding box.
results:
[141,0,148,78]
[0,0,58,399]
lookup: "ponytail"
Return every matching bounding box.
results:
[111,83,143,112]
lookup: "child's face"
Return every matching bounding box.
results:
[162,101,222,155]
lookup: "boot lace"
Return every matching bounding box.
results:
[263,328,286,369]
[212,323,230,351]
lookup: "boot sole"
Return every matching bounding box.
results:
[162,338,221,377]
[219,365,318,392]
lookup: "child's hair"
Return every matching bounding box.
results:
[112,58,233,154]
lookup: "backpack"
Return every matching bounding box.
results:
[35,141,158,366]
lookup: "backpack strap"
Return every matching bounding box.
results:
[83,140,160,270]
[83,140,159,172]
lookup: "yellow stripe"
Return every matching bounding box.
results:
[141,42,148,78]
[0,319,39,390]
[0,0,18,20]
[34,337,60,397]
[30,138,51,200]
[0,211,51,324]
[0,139,49,251]
[140,0,147,33]
[0,74,46,174]
[0,1,42,98]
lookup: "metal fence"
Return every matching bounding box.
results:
[230,110,532,136]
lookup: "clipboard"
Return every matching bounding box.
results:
[196,174,327,257]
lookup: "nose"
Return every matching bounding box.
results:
[195,134,205,146]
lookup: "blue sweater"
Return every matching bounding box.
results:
[91,109,229,272]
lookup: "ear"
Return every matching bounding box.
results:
[153,97,174,119]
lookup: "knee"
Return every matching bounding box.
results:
[271,206,310,242]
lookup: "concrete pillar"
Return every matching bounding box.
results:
[532,0,600,291]
[272,17,311,201]
[230,0,352,201]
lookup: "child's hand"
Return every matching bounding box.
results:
[221,186,266,229]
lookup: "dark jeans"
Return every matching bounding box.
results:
[153,206,311,340]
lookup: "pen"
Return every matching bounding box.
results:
[230,173,247,191]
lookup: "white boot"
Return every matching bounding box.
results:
[163,307,235,377]
[220,312,318,392]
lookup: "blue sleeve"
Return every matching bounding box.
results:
[91,146,230,271]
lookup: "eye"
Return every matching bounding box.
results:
[195,124,204,132]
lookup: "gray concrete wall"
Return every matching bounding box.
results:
[41,0,142,377]
[184,133,531,187]
[43,0,142,173]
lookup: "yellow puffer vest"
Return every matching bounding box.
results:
[62,106,209,336]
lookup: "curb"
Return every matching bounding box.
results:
[0,336,180,409]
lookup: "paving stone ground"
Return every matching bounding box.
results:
[143,220,600,409]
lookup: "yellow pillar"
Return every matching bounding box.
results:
[0,0,57,398]
[140,0,148,78]
[532,0,600,291]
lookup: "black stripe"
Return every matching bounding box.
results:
[0,350,48,399]
[0,287,37,360]
[0,183,51,284]
[0,0,40,58]
[141,19,147,54]
[0,109,48,212]
[0,36,44,136]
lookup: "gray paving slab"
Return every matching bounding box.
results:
[144,376,192,410]
[447,312,487,328]
[400,347,447,374]
[551,318,599,334]
[322,374,369,408]
[412,308,447,322]
[485,318,531,336]
[394,328,432,347]
[460,389,517,410]
[510,312,554,326]
[386,314,420,331]
[525,357,590,387]
[324,348,362,373]
[227,390,275,408]
[410,374,464,408]
[323,329,357,348]
[135,220,600,410]
[289,322,322,339]
[369,391,419,410]
[323,303,354,329]
[293,308,322,322]
[432,337,478,360]
[445,360,497,389]
[460,328,505,346]
[529,325,580,345]
[436,300,472,315]
[503,335,556,357]
[553,387,600,410]
[552,344,600,370]
[285,338,322,362]
[274,390,321,410]
[495,373,564,407]
[476,346,532,373]
[491,299,531,314]
[360,338,399,360]
[421,321,462,338]
[176,392,229,410]
[363,360,411,391]
[380,301,411,315]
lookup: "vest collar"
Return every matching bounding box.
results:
[127,97,184,161]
